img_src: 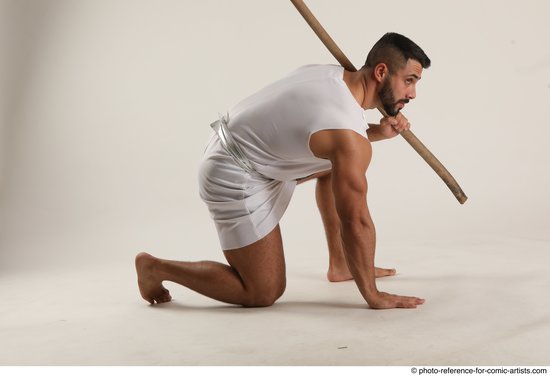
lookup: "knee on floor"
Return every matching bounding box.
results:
[242,282,286,308]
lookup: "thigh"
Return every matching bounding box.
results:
[223,225,286,295]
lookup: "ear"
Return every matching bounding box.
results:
[373,63,388,83]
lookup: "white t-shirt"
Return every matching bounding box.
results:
[227,64,369,181]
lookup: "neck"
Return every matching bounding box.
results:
[343,68,378,110]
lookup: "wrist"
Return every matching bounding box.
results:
[356,279,380,304]
[366,127,385,142]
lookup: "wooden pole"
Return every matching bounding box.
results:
[290,0,467,204]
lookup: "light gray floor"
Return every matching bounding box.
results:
[2,0,550,367]
[2,234,549,365]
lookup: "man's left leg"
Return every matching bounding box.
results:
[135,225,286,306]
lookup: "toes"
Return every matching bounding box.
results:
[156,296,171,304]
[154,290,172,304]
[376,268,397,278]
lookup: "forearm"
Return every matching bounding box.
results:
[340,219,378,304]
[366,124,386,142]
[316,174,344,254]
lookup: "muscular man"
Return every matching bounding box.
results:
[136,32,431,309]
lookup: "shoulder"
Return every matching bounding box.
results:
[283,64,344,85]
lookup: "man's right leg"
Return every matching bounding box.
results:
[135,225,286,307]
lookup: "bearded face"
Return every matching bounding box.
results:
[378,77,409,116]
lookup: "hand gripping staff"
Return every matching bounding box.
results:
[290,0,468,204]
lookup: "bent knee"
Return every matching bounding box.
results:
[243,283,286,308]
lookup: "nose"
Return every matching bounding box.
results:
[408,85,416,100]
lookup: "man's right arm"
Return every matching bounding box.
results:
[310,129,425,309]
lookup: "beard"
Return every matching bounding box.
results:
[378,78,409,116]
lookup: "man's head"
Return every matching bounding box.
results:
[364,32,431,116]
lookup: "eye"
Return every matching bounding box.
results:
[405,79,413,85]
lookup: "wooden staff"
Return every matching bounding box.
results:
[290,0,468,204]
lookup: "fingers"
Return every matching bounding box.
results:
[381,115,411,133]
[369,292,425,309]
[395,296,425,309]
[398,122,411,133]
[392,118,410,133]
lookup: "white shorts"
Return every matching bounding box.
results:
[198,133,296,250]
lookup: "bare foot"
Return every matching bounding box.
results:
[327,266,396,282]
[327,267,353,282]
[135,252,172,304]
[375,267,397,278]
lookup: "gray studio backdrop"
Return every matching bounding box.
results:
[1,0,549,274]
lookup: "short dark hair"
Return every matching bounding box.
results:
[364,32,431,74]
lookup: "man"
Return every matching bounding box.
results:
[136,32,431,309]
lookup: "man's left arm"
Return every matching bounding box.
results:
[366,113,411,142]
